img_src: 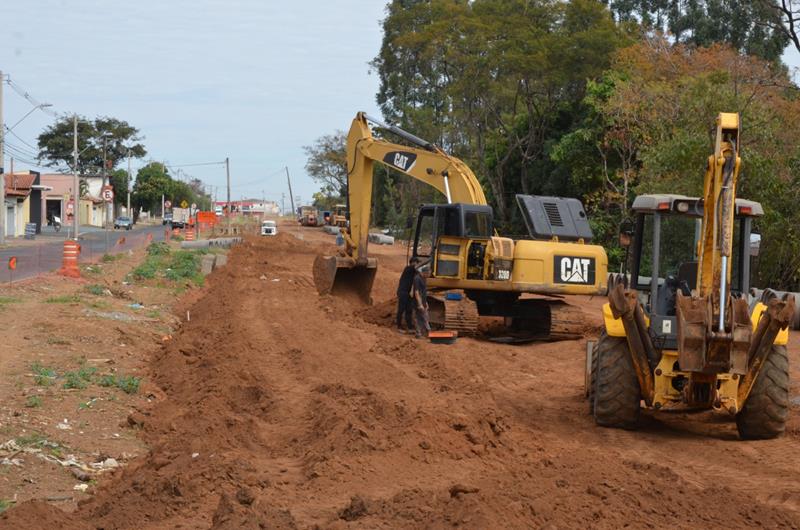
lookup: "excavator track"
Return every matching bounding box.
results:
[488,298,591,344]
[427,295,480,335]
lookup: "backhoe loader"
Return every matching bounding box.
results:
[312,112,609,339]
[587,113,794,439]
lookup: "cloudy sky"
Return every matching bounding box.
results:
[1,0,386,208]
[1,1,798,210]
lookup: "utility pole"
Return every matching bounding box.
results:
[281,193,285,216]
[127,149,132,216]
[102,135,111,225]
[225,157,231,215]
[286,166,295,218]
[0,69,5,245]
[72,115,79,240]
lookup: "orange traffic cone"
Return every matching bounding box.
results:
[58,240,81,278]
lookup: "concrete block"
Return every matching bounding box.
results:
[201,254,216,276]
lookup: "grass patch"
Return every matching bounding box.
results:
[98,373,141,394]
[15,432,48,447]
[85,284,107,296]
[101,253,122,262]
[0,296,21,306]
[46,336,71,345]
[0,499,15,513]
[45,294,81,304]
[25,395,42,408]
[132,244,205,285]
[63,371,88,389]
[31,362,56,386]
[146,309,161,319]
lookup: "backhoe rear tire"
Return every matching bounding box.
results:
[593,333,641,429]
[736,345,789,440]
[587,340,599,414]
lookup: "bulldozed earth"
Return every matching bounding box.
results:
[3,222,800,528]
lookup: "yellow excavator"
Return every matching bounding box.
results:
[588,112,794,438]
[313,112,609,339]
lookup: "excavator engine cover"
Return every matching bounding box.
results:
[313,255,378,305]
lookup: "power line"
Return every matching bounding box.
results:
[5,77,58,117]
[5,128,39,152]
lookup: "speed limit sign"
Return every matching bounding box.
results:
[102,186,114,203]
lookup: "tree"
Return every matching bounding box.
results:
[109,169,131,208]
[37,116,146,175]
[132,162,172,215]
[303,131,348,198]
[609,0,790,61]
[759,0,800,53]
[558,36,800,287]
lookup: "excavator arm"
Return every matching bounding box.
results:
[345,112,486,263]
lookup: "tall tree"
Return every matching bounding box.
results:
[303,131,348,198]
[609,0,789,61]
[37,115,146,175]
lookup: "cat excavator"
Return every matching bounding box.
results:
[312,112,608,340]
[588,112,794,438]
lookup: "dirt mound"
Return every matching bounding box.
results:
[5,227,800,528]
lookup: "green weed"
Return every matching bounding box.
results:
[146,242,170,256]
[31,363,56,386]
[0,499,14,513]
[101,253,122,263]
[116,375,141,395]
[98,374,116,387]
[85,284,106,296]
[25,395,42,408]
[63,371,87,390]
[45,294,81,304]
[0,296,20,306]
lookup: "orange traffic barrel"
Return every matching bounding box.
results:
[59,240,81,278]
[185,229,195,241]
[172,228,180,236]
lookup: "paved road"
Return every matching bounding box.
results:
[0,224,168,283]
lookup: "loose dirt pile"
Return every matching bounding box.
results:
[5,225,800,528]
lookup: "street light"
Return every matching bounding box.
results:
[6,103,53,133]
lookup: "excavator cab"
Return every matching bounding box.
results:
[412,203,494,279]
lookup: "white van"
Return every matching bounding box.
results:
[261,220,277,236]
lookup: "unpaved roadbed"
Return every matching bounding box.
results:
[4,225,800,528]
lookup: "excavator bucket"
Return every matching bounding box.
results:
[313,255,378,305]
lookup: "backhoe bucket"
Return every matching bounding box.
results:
[313,255,378,305]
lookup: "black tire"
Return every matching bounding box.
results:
[594,333,641,429]
[736,345,789,440]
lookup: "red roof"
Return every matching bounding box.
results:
[4,172,36,197]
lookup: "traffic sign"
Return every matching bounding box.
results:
[164,200,172,209]
[102,186,114,203]
[180,200,189,208]
[8,257,16,271]
[191,203,197,210]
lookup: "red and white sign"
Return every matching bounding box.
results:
[102,186,115,203]
[66,201,74,214]
[8,257,17,271]
[164,200,172,209]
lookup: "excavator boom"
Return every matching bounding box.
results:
[314,112,488,303]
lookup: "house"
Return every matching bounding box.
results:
[39,174,107,228]
[3,171,42,237]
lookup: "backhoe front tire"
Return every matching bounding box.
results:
[736,345,789,440]
[593,333,641,429]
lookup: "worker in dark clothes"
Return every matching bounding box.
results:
[396,257,419,333]
[412,266,430,338]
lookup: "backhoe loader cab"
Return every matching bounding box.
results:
[627,194,763,349]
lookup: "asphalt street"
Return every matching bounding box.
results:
[0,224,168,283]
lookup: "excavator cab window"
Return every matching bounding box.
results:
[414,207,436,258]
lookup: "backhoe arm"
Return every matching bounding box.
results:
[346,112,487,263]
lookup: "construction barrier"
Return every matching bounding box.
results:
[58,240,81,278]
[185,229,195,241]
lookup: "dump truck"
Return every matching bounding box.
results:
[313,112,608,340]
[587,113,794,439]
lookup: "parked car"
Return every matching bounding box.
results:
[114,216,133,230]
[163,213,173,225]
[261,220,277,236]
